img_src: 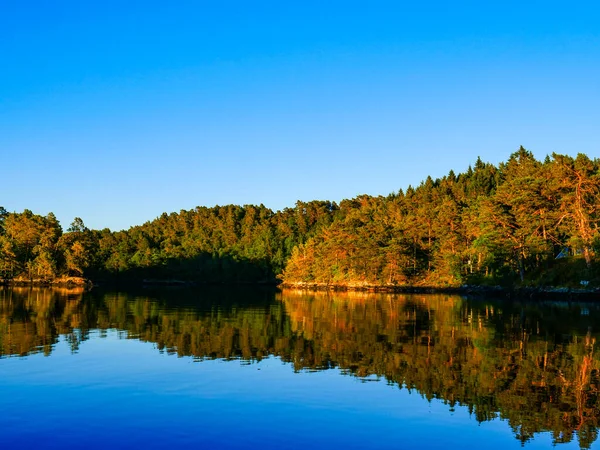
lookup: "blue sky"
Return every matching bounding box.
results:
[2,1,599,231]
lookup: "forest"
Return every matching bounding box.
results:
[1,148,599,288]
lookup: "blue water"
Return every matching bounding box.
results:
[1,288,597,449]
[0,331,577,449]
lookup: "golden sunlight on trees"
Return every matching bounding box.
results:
[1,150,599,287]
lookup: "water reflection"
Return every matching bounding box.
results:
[1,287,599,448]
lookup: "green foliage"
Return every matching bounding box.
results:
[1,150,599,287]
[283,150,600,288]
[0,210,63,280]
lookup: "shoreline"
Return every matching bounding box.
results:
[0,277,93,289]
[279,282,600,300]
[2,278,599,300]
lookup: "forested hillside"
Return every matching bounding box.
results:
[0,201,336,284]
[1,148,599,287]
[283,149,600,287]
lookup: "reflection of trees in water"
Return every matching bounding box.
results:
[1,287,600,448]
[280,291,600,449]
[0,287,92,356]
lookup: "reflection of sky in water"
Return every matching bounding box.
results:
[0,331,580,449]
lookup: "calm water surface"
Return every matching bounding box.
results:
[1,287,599,449]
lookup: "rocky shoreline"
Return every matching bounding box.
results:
[280,282,600,300]
[0,277,93,289]
[2,278,599,300]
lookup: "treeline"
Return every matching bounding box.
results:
[1,148,599,287]
[284,149,600,287]
[0,201,336,284]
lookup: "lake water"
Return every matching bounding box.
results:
[1,287,599,449]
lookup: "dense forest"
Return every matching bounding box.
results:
[1,288,599,448]
[1,148,599,288]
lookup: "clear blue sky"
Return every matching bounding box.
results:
[2,1,599,231]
